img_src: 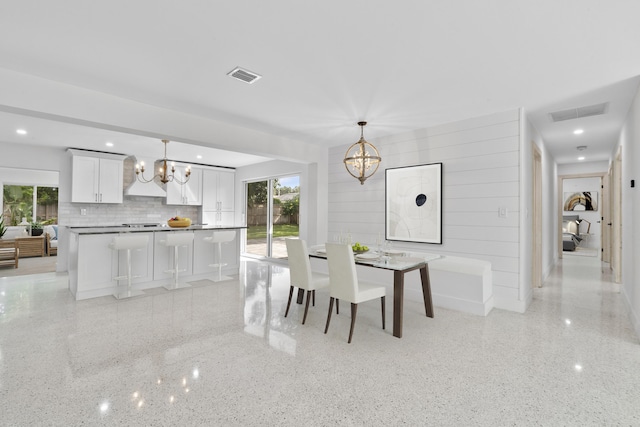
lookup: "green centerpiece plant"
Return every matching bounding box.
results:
[30,221,44,236]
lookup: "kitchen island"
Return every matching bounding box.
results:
[67,225,246,300]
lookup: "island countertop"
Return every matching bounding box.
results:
[68,225,247,235]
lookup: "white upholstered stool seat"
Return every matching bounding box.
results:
[203,230,236,282]
[109,234,149,299]
[160,232,194,290]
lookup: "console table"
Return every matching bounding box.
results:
[0,236,45,258]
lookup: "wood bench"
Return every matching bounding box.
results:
[0,245,19,268]
[0,236,45,258]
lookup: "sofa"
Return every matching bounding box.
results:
[44,225,58,256]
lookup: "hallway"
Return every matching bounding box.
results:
[0,255,638,425]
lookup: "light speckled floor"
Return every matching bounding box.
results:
[1,256,638,425]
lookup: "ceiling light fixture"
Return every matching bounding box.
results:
[578,156,585,161]
[16,129,27,135]
[573,129,584,135]
[577,145,587,151]
[106,142,114,147]
[135,139,191,185]
[343,121,381,185]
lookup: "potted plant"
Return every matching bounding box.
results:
[31,221,44,236]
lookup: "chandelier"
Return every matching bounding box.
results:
[135,139,191,185]
[343,121,381,185]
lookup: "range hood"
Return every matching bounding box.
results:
[125,156,167,197]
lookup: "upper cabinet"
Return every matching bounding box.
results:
[69,150,127,204]
[166,166,203,205]
[202,169,235,212]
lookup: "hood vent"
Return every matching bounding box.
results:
[227,67,262,84]
[125,156,167,197]
[549,102,609,122]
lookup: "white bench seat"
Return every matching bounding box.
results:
[428,256,493,316]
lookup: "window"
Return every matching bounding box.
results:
[2,185,58,225]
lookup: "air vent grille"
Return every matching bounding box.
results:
[227,67,262,84]
[549,102,609,122]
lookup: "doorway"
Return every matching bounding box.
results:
[244,175,300,259]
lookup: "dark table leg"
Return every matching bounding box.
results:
[420,265,434,318]
[393,270,404,338]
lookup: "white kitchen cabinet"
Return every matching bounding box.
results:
[69,150,127,204]
[202,210,235,227]
[202,169,235,225]
[166,166,202,205]
[202,169,234,211]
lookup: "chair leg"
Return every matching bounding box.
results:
[312,290,315,307]
[336,299,339,314]
[381,296,386,330]
[348,303,358,343]
[324,297,335,334]
[284,286,294,317]
[302,290,312,324]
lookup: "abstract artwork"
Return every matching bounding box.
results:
[385,163,442,244]
[563,191,598,211]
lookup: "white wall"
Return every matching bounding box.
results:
[617,82,640,338]
[328,109,525,312]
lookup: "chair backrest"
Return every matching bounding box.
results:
[110,234,149,250]
[285,238,313,290]
[210,230,236,243]
[325,242,358,301]
[162,232,194,246]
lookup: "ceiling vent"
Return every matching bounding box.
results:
[227,67,262,84]
[549,102,609,122]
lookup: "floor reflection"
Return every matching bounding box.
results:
[243,261,298,355]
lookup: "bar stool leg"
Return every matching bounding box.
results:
[164,244,191,290]
[113,248,145,299]
[211,241,232,282]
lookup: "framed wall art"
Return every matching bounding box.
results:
[385,162,442,244]
[563,191,598,211]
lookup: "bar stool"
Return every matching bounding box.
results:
[109,234,149,299]
[160,232,194,290]
[203,230,236,282]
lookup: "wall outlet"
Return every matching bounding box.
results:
[498,207,508,218]
[80,208,87,216]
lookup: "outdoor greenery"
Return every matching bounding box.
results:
[280,195,299,224]
[246,224,299,239]
[2,185,58,225]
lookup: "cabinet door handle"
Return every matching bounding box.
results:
[95,193,98,202]
[99,193,102,202]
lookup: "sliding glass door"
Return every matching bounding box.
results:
[245,176,299,259]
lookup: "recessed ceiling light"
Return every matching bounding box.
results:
[105,142,114,147]
[573,129,584,135]
[196,155,202,159]
[578,156,585,161]
[16,129,27,135]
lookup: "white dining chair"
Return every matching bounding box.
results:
[285,238,330,324]
[324,242,386,343]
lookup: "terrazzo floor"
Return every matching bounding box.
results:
[0,255,638,425]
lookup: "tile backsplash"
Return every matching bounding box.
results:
[59,196,199,227]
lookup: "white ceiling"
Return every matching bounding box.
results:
[0,1,639,166]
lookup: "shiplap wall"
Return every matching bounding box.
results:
[328,109,521,309]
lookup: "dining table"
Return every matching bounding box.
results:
[309,245,441,338]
